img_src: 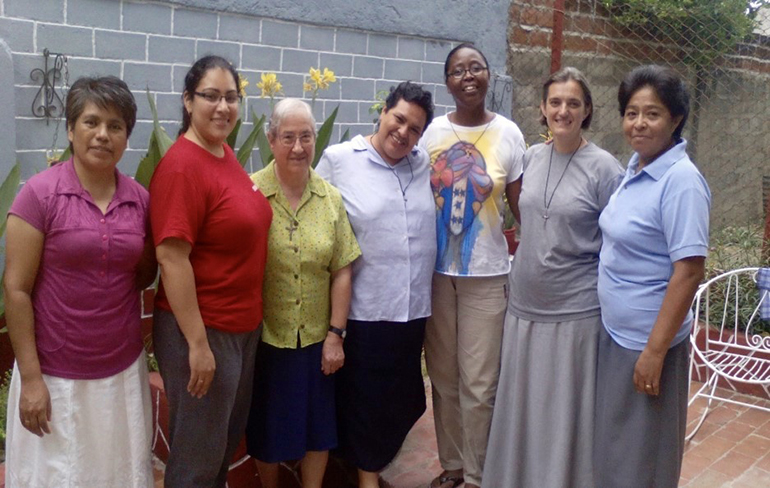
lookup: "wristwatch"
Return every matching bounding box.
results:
[328,325,347,339]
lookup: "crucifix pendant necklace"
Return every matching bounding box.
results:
[543,141,581,221]
[449,116,494,154]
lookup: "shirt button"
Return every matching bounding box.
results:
[294,247,299,253]
[99,271,105,277]
[295,299,300,305]
[102,254,107,260]
[102,234,108,241]
[294,274,299,279]
[300,324,305,330]
[100,219,105,224]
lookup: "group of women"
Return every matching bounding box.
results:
[3,42,709,488]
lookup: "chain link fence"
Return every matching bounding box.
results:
[507,0,770,229]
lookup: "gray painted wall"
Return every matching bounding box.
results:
[0,39,16,182]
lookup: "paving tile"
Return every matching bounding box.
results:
[710,450,755,477]
[686,468,732,488]
[680,453,715,482]
[689,435,738,463]
[703,404,744,426]
[755,451,770,471]
[731,466,770,487]
[736,407,770,428]
[713,420,757,443]
[733,434,770,459]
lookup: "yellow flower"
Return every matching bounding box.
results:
[321,68,336,85]
[303,82,314,93]
[257,73,283,98]
[238,75,249,97]
[309,67,322,85]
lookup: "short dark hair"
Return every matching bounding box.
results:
[383,81,435,132]
[444,43,489,82]
[618,65,690,140]
[65,76,137,148]
[540,66,593,129]
[179,55,240,137]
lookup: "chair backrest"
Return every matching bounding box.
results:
[694,267,770,356]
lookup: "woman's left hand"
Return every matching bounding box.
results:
[321,334,345,375]
[633,347,665,396]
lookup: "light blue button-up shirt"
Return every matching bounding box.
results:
[316,135,437,322]
[598,139,711,351]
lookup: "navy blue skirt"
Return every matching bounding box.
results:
[246,340,337,463]
[335,318,427,472]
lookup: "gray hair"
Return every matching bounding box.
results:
[268,98,316,136]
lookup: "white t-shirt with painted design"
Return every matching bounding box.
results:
[419,114,525,276]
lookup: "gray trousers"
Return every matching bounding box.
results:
[153,308,260,488]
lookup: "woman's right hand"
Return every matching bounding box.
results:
[187,342,216,398]
[19,375,52,437]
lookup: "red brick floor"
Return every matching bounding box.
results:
[150,380,770,488]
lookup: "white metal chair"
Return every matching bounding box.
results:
[686,267,770,441]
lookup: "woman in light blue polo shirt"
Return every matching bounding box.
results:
[595,65,710,487]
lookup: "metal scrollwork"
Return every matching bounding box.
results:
[30,49,67,125]
[486,71,513,115]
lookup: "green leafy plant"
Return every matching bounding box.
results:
[0,163,22,325]
[0,368,12,448]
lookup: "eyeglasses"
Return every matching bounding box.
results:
[278,133,315,147]
[194,91,241,105]
[447,65,488,79]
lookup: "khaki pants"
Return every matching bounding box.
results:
[425,273,507,487]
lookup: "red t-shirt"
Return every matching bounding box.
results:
[150,137,272,332]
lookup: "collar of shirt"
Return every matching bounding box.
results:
[56,157,143,210]
[350,134,420,169]
[255,161,328,211]
[627,138,688,182]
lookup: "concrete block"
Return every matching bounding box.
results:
[375,79,398,96]
[282,49,319,74]
[95,30,146,61]
[15,117,67,151]
[197,40,241,65]
[154,93,184,121]
[335,29,367,55]
[124,62,172,92]
[423,62,446,85]
[127,121,155,152]
[358,101,379,125]
[219,14,260,44]
[244,97,272,121]
[172,65,188,92]
[353,56,383,79]
[320,53,352,77]
[276,72,306,98]
[433,84,455,106]
[331,101,359,124]
[0,19,34,53]
[341,78,374,101]
[384,59,422,82]
[314,80,341,101]
[123,1,171,35]
[67,57,122,79]
[6,0,63,23]
[242,45,281,71]
[117,149,142,176]
[66,0,120,29]
[426,39,453,63]
[261,20,299,48]
[148,36,195,64]
[14,53,44,86]
[300,25,334,52]
[37,24,93,57]
[16,151,49,180]
[339,123,371,140]
[173,8,217,39]
[131,89,153,122]
[398,37,425,61]
[14,86,40,118]
[368,33,397,58]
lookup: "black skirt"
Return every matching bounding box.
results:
[335,318,427,472]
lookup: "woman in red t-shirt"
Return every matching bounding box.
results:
[149,55,272,488]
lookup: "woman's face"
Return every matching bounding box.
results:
[445,47,489,109]
[540,80,590,143]
[373,98,427,165]
[623,86,683,166]
[67,101,128,174]
[268,111,316,176]
[183,67,239,151]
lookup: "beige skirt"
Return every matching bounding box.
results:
[5,353,153,488]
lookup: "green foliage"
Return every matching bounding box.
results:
[601,0,758,68]
[0,163,21,321]
[313,106,339,168]
[0,369,12,448]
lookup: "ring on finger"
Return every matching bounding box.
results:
[645,384,653,389]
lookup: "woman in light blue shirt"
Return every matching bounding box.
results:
[595,65,710,488]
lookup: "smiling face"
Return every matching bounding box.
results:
[268,111,316,177]
[68,101,128,175]
[445,47,490,110]
[372,98,427,165]
[183,67,239,153]
[541,80,590,146]
[622,86,683,167]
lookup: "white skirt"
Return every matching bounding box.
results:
[5,353,154,488]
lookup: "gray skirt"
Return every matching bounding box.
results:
[482,313,602,488]
[594,328,689,488]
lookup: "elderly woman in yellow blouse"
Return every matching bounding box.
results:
[245,98,361,488]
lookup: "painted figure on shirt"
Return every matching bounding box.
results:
[431,140,493,274]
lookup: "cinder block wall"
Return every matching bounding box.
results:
[3,0,473,178]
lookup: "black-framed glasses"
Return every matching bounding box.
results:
[447,65,488,79]
[194,91,241,105]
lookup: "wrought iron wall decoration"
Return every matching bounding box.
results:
[30,49,68,125]
[486,71,513,115]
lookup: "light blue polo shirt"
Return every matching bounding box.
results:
[597,140,710,351]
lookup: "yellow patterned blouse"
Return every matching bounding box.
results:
[251,162,361,348]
